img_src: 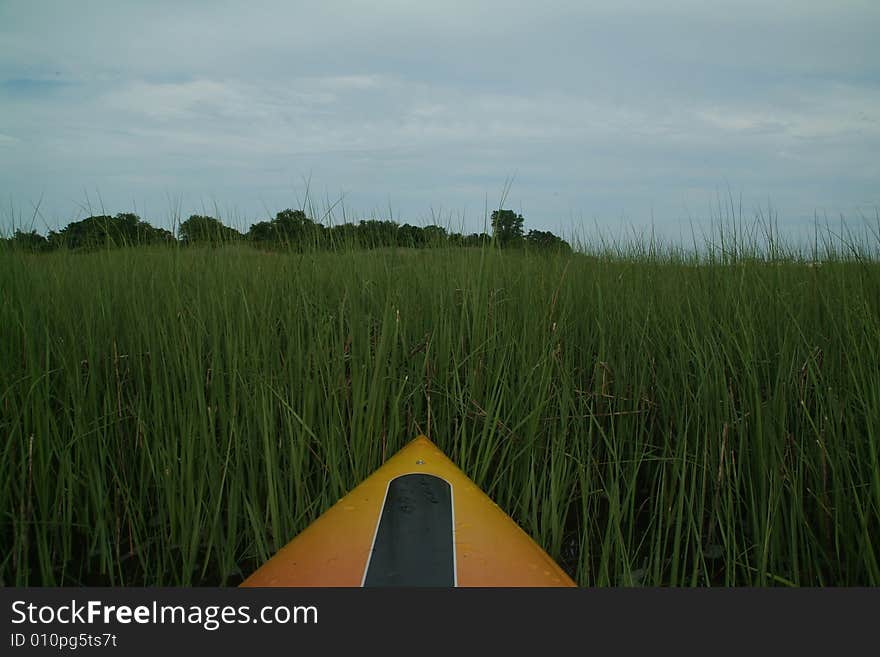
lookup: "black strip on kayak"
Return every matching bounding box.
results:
[363,473,455,587]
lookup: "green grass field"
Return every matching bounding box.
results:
[2,237,879,585]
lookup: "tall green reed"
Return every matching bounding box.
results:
[1,225,878,585]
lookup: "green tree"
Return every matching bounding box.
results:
[179,215,242,245]
[7,229,50,252]
[397,223,425,248]
[247,209,324,250]
[526,229,571,253]
[246,220,274,244]
[327,222,359,250]
[49,213,173,250]
[490,209,524,246]
[462,232,490,248]
[355,219,399,249]
[422,225,448,246]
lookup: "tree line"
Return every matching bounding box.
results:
[2,208,570,253]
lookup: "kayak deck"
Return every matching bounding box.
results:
[241,436,575,587]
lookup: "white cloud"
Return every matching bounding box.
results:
[103,80,238,120]
[0,1,877,236]
[316,75,384,91]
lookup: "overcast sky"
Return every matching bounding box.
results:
[1,1,878,242]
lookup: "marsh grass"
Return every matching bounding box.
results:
[1,228,878,585]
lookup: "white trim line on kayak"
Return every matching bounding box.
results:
[450,481,458,587]
[360,475,392,587]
